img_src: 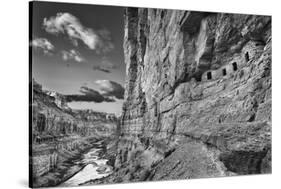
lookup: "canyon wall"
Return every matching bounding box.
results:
[31,81,118,185]
[31,80,118,142]
[113,8,271,182]
[71,109,118,137]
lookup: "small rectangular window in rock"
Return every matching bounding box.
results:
[232,62,238,71]
[207,72,212,80]
[222,68,227,76]
[245,52,250,62]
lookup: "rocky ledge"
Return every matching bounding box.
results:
[95,8,271,184]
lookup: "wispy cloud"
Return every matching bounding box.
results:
[31,37,54,55]
[61,49,84,62]
[95,80,124,99]
[93,57,117,73]
[43,12,114,53]
[92,66,111,73]
[65,86,115,103]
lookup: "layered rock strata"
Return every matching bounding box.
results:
[30,81,119,187]
[112,8,271,182]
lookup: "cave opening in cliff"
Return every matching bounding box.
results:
[207,72,212,80]
[222,68,227,76]
[232,62,238,71]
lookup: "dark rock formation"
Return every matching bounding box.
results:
[110,8,271,183]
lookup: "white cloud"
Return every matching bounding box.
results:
[61,49,84,62]
[95,80,124,99]
[43,12,114,53]
[31,38,54,55]
[95,80,113,92]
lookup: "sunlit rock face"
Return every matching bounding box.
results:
[31,81,119,185]
[32,84,85,140]
[71,109,118,137]
[45,91,69,110]
[113,8,271,181]
[31,82,118,141]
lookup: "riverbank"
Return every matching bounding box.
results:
[77,137,119,186]
[32,137,103,188]
[61,146,113,187]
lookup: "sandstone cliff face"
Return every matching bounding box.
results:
[113,8,271,181]
[31,81,118,184]
[32,83,81,140]
[31,82,118,140]
[70,109,118,137]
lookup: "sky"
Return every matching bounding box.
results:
[31,1,125,115]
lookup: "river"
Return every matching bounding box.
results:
[60,141,113,187]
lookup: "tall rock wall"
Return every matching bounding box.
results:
[31,83,118,140]
[31,81,119,185]
[32,85,81,140]
[113,8,271,182]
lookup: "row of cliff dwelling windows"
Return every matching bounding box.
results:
[206,62,237,80]
[204,52,249,81]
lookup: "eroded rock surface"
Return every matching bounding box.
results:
[30,80,119,187]
[108,8,271,183]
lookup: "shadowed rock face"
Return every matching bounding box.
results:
[111,8,271,182]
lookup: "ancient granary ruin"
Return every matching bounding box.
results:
[201,41,265,82]
[179,12,267,82]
